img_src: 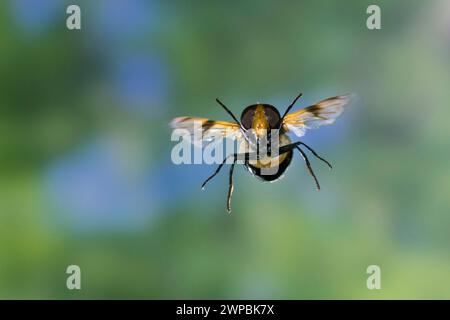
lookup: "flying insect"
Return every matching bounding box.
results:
[171,93,350,213]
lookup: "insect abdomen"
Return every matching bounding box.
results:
[246,150,293,182]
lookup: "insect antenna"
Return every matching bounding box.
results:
[215,98,246,132]
[279,93,303,127]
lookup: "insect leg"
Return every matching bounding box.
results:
[295,146,321,191]
[298,141,333,170]
[226,160,236,214]
[201,149,260,189]
[201,155,232,190]
[278,141,303,154]
[278,141,332,170]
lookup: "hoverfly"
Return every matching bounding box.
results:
[171,93,350,213]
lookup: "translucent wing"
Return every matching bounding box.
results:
[170,117,243,147]
[282,94,351,137]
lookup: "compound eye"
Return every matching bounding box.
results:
[263,105,281,128]
[240,106,256,129]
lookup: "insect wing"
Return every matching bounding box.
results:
[282,95,351,137]
[171,117,243,147]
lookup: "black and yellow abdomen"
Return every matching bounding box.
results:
[246,133,293,182]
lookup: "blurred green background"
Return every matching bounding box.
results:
[1,0,450,299]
